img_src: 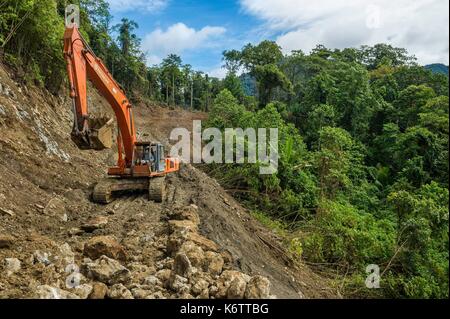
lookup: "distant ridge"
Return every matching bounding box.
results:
[425,63,449,76]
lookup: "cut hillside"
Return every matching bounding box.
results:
[0,63,336,299]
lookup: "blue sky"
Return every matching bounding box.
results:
[106,0,449,78]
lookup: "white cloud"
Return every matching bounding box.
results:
[142,23,226,64]
[107,0,169,13]
[207,66,227,79]
[241,0,449,65]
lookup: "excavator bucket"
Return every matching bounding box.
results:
[71,117,114,150]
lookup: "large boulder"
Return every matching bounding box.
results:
[215,271,251,299]
[83,236,127,261]
[107,284,133,299]
[186,233,219,252]
[169,274,190,293]
[82,255,130,285]
[244,275,271,299]
[179,241,205,268]
[169,205,200,226]
[4,258,21,276]
[227,276,247,299]
[203,251,224,276]
[81,216,108,232]
[88,282,108,299]
[73,284,93,299]
[172,253,192,278]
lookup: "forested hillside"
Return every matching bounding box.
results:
[425,63,449,76]
[1,0,448,299]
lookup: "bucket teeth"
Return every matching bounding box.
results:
[72,117,113,150]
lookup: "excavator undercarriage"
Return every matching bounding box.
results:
[92,176,166,204]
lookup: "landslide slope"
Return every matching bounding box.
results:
[0,64,335,299]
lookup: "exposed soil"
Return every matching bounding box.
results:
[0,63,336,299]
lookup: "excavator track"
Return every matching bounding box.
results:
[92,178,149,204]
[149,176,166,203]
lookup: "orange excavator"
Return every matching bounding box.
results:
[63,6,179,204]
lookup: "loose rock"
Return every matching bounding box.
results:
[74,284,93,299]
[172,253,192,277]
[81,216,108,232]
[108,283,133,299]
[186,233,219,252]
[179,241,204,268]
[33,250,51,266]
[35,285,79,299]
[168,220,198,234]
[4,258,21,275]
[227,276,247,299]
[88,282,108,299]
[244,275,271,299]
[83,236,127,261]
[169,274,190,293]
[203,251,224,276]
[82,255,130,285]
[169,205,200,226]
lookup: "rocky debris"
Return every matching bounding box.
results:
[35,285,79,299]
[0,234,14,249]
[58,243,75,265]
[73,284,93,299]
[143,275,162,287]
[33,250,51,266]
[4,258,21,276]
[127,262,153,284]
[88,282,108,299]
[191,278,209,296]
[203,251,224,276]
[186,232,219,252]
[107,283,133,299]
[169,274,190,293]
[83,236,127,261]
[81,216,108,232]
[215,271,251,299]
[82,255,130,285]
[157,205,274,299]
[179,241,204,268]
[155,269,172,288]
[168,220,198,234]
[227,275,248,299]
[172,253,192,278]
[131,286,152,299]
[245,275,271,299]
[169,205,200,226]
[167,229,187,254]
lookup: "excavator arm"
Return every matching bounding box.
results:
[62,9,179,203]
[63,26,135,168]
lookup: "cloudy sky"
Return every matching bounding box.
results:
[107,0,449,78]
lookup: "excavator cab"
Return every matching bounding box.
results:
[135,142,165,173]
